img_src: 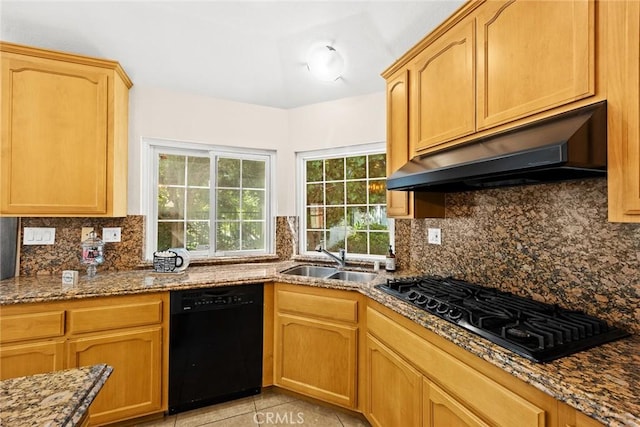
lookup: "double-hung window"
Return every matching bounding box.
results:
[145,139,274,259]
[297,143,391,258]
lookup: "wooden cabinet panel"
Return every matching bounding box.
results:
[67,327,163,426]
[366,334,422,427]
[1,56,108,214]
[423,379,489,427]
[275,288,357,323]
[367,306,546,427]
[275,313,357,408]
[385,69,445,219]
[476,0,595,130]
[412,18,476,152]
[67,300,163,335]
[607,0,640,222]
[0,340,65,380]
[0,292,168,425]
[273,284,360,408]
[386,69,412,218]
[0,42,131,217]
[558,401,603,427]
[0,310,65,343]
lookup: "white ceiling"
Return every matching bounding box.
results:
[0,1,464,109]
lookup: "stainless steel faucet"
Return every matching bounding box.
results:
[315,244,346,267]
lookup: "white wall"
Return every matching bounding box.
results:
[128,86,386,216]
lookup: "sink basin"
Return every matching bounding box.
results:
[281,265,337,278]
[281,265,379,283]
[326,271,378,283]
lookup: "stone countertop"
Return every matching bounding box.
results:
[0,364,112,427]
[0,263,637,426]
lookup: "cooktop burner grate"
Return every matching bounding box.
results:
[376,276,629,362]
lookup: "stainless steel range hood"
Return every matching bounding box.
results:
[387,101,607,192]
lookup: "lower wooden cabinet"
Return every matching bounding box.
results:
[366,300,552,427]
[0,339,65,380]
[0,292,168,426]
[67,327,163,426]
[273,283,360,409]
[365,334,422,427]
[424,380,489,427]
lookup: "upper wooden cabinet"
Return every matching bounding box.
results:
[476,0,595,130]
[390,0,596,158]
[411,17,476,153]
[383,0,640,223]
[385,68,445,219]
[0,42,132,217]
[607,0,640,222]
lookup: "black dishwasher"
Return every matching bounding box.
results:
[168,283,263,414]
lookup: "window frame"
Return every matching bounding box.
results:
[143,137,276,261]
[296,142,393,260]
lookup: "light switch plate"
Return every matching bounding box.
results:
[81,227,94,242]
[102,227,122,243]
[23,227,56,245]
[428,228,441,245]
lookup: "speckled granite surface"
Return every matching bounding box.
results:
[19,216,145,276]
[0,364,112,426]
[394,179,640,336]
[0,264,637,426]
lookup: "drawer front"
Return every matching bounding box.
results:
[367,307,545,427]
[0,311,65,343]
[276,289,358,323]
[67,300,163,334]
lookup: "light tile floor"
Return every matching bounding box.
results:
[135,388,371,427]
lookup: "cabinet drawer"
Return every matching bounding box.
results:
[367,307,545,427]
[276,289,358,323]
[67,300,163,334]
[0,310,65,343]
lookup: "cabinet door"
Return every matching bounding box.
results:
[476,0,595,130]
[366,334,422,427]
[607,0,640,222]
[0,340,65,380]
[423,379,489,427]
[66,327,163,426]
[0,54,109,215]
[386,69,412,217]
[412,18,475,153]
[275,313,357,408]
[385,69,446,219]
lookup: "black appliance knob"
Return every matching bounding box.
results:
[448,308,463,320]
[436,303,449,314]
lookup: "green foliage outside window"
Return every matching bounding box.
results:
[157,153,267,254]
[305,153,389,256]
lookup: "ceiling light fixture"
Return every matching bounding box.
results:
[306,44,345,82]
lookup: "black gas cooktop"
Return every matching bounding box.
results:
[376,276,629,363]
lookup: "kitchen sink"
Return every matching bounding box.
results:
[281,265,338,278]
[281,265,378,283]
[326,271,378,283]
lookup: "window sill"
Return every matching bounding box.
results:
[135,254,280,270]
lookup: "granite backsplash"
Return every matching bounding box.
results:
[17,215,297,276]
[393,178,640,335]
[19,216,145,276]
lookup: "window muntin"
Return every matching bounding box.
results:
[147,140,273,259]
[300,146,390,258]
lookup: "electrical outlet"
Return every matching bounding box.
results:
[23,227,56,245]
[102,227,122,243]
[428,228,442,245]
[81,227,94,242]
